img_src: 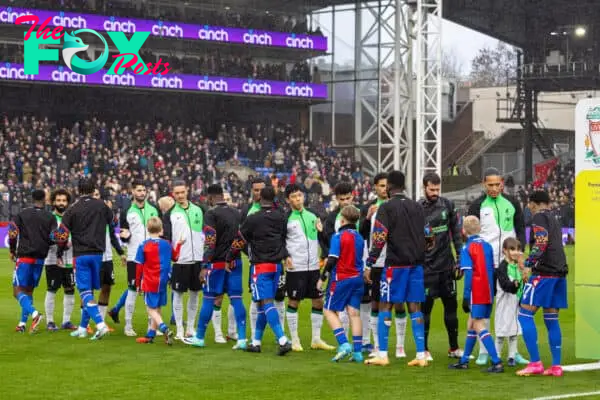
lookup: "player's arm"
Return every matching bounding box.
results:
[318,211,336,258]
[8,215,20,258]
[134,243,145,290]
[227,215,251,262]
[119,209,131,242]
[524,213,550,269]
[162,210,173,242]
[358,202,371,240]
[53,207,72,253]
[447,199,464,258]
[108,223,125,257]
[366,205,389,267]
[320,233,341,282]
[509,195,527,247]
[459,245,473,302]
[202,211,217,264]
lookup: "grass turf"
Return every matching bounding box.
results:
[1,247,599,400]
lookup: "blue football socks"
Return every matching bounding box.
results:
[377,311,391,353]
[460,330,477,364]
[410,312,426,353]
[544,312,562,366]
[230,296,247,341]
[197,295,215,340]
[518,308,540,362]
[333,327,348,346]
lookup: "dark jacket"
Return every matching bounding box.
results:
[418,196,463,274]
[496,260,519,294]
[203,202,242,262]
[60,195,113,256]
[525,210,568,277]
[319,208,339,258]
[10,206,56,259]
[367,193,426,267]
[228,206,289,264]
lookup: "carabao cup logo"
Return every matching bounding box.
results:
[62,29,108,75]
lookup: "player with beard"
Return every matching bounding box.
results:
[43,189,76,331]
[418,173,464,361]
[108,180,160,336]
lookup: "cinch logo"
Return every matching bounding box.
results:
[52,14,86,29]
[243,29,272,46]
[0,8,33,23]
[103,73,136,86]
[103,17,136,33]
[151,76,182,89]
[242,80,272,95]
[51,66,86,83]
[285,34,314,49]
[0,63,35,80]
[198,25,229,41]
[197,76,228,92]
[16,14,170,75]
[285,82,313,97]
[152,21,183,38]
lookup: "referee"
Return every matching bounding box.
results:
[418,173,463,361]
[58,178,113,341]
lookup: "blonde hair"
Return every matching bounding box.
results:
[147,216,163,234]
[341,205,360,225]
[157,196,175,213]
[462,215,481,236]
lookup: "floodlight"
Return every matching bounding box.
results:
[574,26,586,37]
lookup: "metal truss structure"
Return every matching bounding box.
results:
[352,0,442,197]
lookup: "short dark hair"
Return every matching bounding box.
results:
[528,190,550,204]
[132,179,145,190]
[423,172,441,186]
[260,186,276,202]
[78,177,95,195]
[251,176,265,186]
[387,170,405,191]
[284,183,303,198]
[32,189,46,202]
[503,237,521,251]
[172,179,187,189]
[207,184,223,196]
[373,172,388,185]
[334,182,353,197]
[51,188,71,204]
[483,167,502,181]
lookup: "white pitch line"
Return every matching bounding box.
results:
[529,392,600,400]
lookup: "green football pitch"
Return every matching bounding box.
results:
[1,247,599,400]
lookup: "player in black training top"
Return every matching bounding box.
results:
[9,189,56,333]
[418,172,464,360]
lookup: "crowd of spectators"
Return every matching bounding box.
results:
[8,0,324,35]
[0,114,373,220]
[1,43,314,82]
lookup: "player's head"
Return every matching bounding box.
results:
[207,184,224,206]
[502,237,522,263]
[223,191,232,206]
[251,177,266,203]
[92,188,101,199]
[373,173,388,200]
[483,167,503,198]
[528,190,550,215]
[387,170,405,194]
[32,189,46,206]
[340,205,360,227]
[462,215,481,237]
[285,183,305,211]
[51,188,71,214]
[78,177,95,196]
[423,172,441,202]
[132,179,147,203]
[334,182,353,208]
[158,196,175,213]
[147,216,163,237]
[172,180,188,206]
[259,186,276,206]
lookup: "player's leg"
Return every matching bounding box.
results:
[211,295,226,343]
[475,318,490,365]
[369,267,383,357]
[285,271,303,350]
[121,261,138,335]
[495,336,506,363]
[450,315,477,368]
[516,276,545,376]
[44,265,61,331]
[87,256,109,340]
[309,269,334,350]
[471,312,503,372]
[256,265,291,355]
[227,260,247,349]
[421,295,435,356]
[108,289,127,324]
[98,261,115,333]
[346,278,365,362]
[171,264,188,340]
[441,278,461,358]
[274,271,286,331]
[323,278,352,361]
[394,303,408,359]
[13,260,43,332]
[359,283,372,353]
[186,263,202,338]
[405,266,427,367]
[61,268,76,330]
[541,277,567,376]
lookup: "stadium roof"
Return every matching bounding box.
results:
[444,0,600,49]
